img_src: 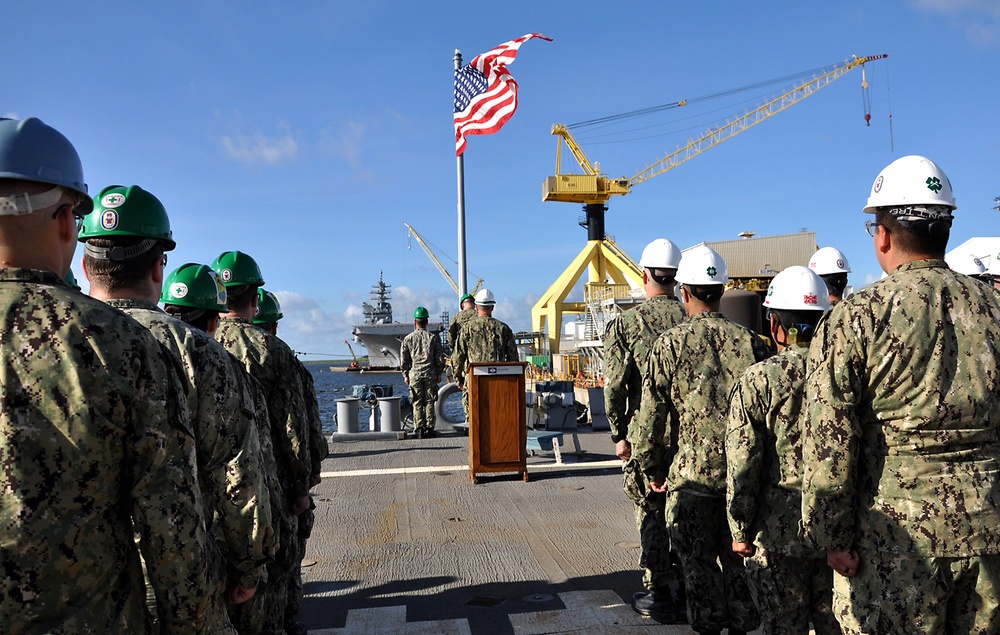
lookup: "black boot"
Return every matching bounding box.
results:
[630,589,678,624]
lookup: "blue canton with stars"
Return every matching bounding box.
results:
[454,65,489,113]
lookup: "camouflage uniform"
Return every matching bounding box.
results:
[726,344,838,635]
[452,314,519,417]
[284,359,329,631]
[107,299,276,633]
[633,311,769,633]
[400,328,446,434]
[216,317,313,635]
[603,295,687,595]
[0,269,211,633]
[447,306,477,350]
[802,260,1000,635]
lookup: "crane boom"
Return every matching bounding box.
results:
[542,54,888,205]
[405,223,461,295]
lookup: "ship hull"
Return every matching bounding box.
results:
[352,322,442,369]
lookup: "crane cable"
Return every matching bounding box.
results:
[566,63,836,130]
[862,64,873,126]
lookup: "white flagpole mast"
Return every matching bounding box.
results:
[454,48,468,297]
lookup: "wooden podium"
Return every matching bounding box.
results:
[467,361,528,483]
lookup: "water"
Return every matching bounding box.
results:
[306,362,465,434]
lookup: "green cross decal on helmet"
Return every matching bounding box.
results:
[161,263,228,312]
[78,184,176,250]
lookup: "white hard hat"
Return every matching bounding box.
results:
[639,238,682,269]
[945,251,987,277]
[764,265,830,311]
[864,155,957,215]
[808,247,851,275]
[676,245,729,286]
[474,288,496,306]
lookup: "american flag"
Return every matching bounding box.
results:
[454,33,551,156]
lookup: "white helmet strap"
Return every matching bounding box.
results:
[0,186,64,216]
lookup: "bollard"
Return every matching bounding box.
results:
[378,396,402,432]
[335,397,360,434]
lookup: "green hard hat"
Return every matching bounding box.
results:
[211,250,265,288]
[161,263,228,312]
[460,293,474,304]
[413,306,429,319]
[253,288,283,325]
[78,185,176,250]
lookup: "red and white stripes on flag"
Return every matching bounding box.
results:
[453,33,551,156]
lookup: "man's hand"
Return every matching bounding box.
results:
[291,494,311,516]
[227,584,257,605]
[650,478,667,494]
[732,541,755,558]
[310,474,322,488]
[615,439,632,461]
[827,548,860,578]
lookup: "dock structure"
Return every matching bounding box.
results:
[301,430,778,634]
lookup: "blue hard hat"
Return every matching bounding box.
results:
[0,117,93,214]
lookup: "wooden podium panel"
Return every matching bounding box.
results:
[468,361,527,483]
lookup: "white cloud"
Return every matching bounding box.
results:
[221,121,298,165]
[320,120,367,168]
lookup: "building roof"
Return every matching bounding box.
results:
[685,232,817,279]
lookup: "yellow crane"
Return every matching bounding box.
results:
[532,54,888,354]
[343,339,359,369]
[405,222,483,297]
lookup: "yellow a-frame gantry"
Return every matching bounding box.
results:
[531,235,642,354]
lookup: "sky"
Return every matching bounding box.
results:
[7,1,1000,360]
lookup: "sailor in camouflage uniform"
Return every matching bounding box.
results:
[214,251,314,635]
[251,287,329,635]
[452,288,519,412]
[447,292,477,350]
[726,266,839,635]
[633,245,768,635]
[802,155,1000,635]
[603,239,687,623]
[81,187,275,633]
[0,117,212,633]
[401,306,447,438]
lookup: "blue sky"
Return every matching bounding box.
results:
[7,1,1000,359]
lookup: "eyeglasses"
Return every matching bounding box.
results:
[865,219,882,237]
[52,203,86,232]
[161,254,168,268]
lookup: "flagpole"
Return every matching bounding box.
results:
[454,48,468,297]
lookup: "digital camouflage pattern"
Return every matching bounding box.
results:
[743,548,839,635]
[603,295,686,441]
[216,316,312,635]
[447,306,477,349]
[0,269,210,633]
[217,317,312,503]
[830,551,1000,635]
[726,344,836,634]
[802,260,1000,556]
[633,311,768,633]
[286,357,328,628]
[108,300,275,592]
[667,489,760,632]
[451,314,518,386]
[603,295,686,594]
[401,328,446,433]
[633,312,770,493]
[802,259,1000,632]
[726,344,816,555]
